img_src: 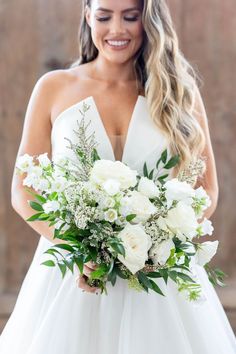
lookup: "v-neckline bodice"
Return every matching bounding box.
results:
[51,95,146,163]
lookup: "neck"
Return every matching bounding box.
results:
[90,55,137,84]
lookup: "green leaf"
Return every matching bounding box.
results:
[161,149,168,164]
[54,243,75,253]
[41,260,55,267]
[107,267,117,286]
[110,242,126,258]
[26,212,43,221]
[164,155,180,169]
[149,279,165,296]
[116,266,129,279]
[126,214,137,222]
[90,264,108,280]
[35,194,46,203]
[138,271,153,289]
[159,269,169,284]
[143,162,148,177]
[29,201,44,211]
[74,255,84,274]
[146,271,162,278]
[148,168,154,180]
[63,258,74,273]
[58,262,67,278]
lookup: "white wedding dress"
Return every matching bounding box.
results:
[0,95,236,354]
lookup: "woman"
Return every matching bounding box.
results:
[0,0,236,353]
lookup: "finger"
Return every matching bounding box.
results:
[76,275,99,293]
[85,261,98,270]
[83,265,93,277]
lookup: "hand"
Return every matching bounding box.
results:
[75,261,100,294]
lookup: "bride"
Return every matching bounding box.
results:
[1,0,236,353]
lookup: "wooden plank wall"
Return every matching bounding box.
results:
[0,0,235,333]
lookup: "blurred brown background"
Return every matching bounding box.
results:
[0,0,235,333]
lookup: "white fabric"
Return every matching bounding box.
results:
[0,95,235,353]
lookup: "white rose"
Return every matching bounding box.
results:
[138,177,160,198]
[198,218,214,236]
[164,178,195,208]
[165,201,198,240]
[149,239,175,265]
[42,200,60,213]
[89,160,137,190]
[117,224,152,274]
[126,191,157,223]
[37,152,51,167]
[195,240,219,266]
[102,179,121,196]
[16,153,34,173]
[104,208,118,222]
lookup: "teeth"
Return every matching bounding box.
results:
[107,40,129,46]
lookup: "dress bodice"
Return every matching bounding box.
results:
[51,95,171,176]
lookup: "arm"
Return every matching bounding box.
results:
[193,86,219,221]
[11,71,66,245]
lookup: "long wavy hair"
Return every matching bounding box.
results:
[70,0,206,177]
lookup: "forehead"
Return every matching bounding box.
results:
[91,0,142,12]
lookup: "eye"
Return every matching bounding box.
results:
[124,16,139,21]
[96,17,110,22]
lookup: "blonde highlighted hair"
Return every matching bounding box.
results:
[70,0,206,176]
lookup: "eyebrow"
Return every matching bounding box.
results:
[96,7,141,13]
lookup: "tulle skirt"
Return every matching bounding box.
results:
[0,235,236,354]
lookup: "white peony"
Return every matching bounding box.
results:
[125,190,157,223]
[165,201,198,241]
[89,160,137,190]
[117,224,152,274]
[164,178,195,208]
[16,153,34,173]
[149,239,175,265]
[42,200,60,213]
[195,240,219,266]
[138,177,160,198]
[104,208,118,222]
[102,178,121,196]
[37,152,51,168]
[198,218,214,236]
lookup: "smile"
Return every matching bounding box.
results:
[105,40,130,49]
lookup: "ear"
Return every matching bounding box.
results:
[85,5,91,27]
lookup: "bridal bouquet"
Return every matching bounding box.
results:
[15,101,226,302]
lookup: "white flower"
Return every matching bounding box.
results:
[16,153,34,173]
[138,177,160,198]
[50,176,69,192]
[42,200,60,213]
[102,179,121,196]
[149,239,175,266]
[89,160,137,190]
[22,166,43,190]
[98,196,116,209]
[198,218,214,236]
[54,219,70,231]
[165,201,198,241]
[117,224,152,274]
[195,240,219,266]
[125,190,157,223]
[37,152,51,167]
[34,178,50,191]
[195,186,212,209]
[164,178,195,208]
[104,208,118,222]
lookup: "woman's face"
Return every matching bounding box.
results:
[85,0,144,64]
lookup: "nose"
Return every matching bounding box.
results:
[109,16,126,34]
